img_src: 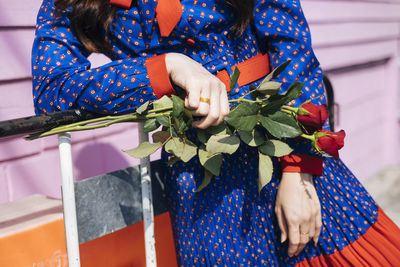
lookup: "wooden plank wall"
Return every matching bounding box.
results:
[302,0,400,180]
[0,0,399,204]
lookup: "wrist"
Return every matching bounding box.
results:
[165,52,185,76]
[281,172,313,184]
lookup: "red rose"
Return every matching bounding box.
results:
[315,129,345,159]
[297,103,328,133]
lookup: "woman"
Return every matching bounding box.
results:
[32,0,400,265]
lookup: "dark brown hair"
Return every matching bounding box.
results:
[54,0,254,54]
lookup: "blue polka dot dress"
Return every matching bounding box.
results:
[32,0,400,265]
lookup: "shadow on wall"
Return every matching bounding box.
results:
[74,142,131,182]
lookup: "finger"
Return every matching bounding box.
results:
[186,82,205,109]
[308,211,316,242]
[219,83,229,116]
[287,223,300,257]
[193,83,219,129]
[296,224,310,256]
[190,102,210,117]
[275,207,288,243]
[189,84,211,116]
[206,83,221,127]
[187,90,200,110]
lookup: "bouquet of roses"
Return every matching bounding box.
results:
[28,61,345,192]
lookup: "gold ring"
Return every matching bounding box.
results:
[300,232,309,235]
[199,97,210,104]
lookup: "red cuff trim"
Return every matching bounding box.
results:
[146,54,175,99]
[110,0,132,8]
[278,154,323,176]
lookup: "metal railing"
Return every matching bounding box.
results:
[0,110,158,267]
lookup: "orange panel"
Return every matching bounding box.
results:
[0,219,68,266]
[80,212,178,267]
[0,212,177,267]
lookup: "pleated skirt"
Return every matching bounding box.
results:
[162,144,400,266]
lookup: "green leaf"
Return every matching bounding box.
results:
[205,123,227,136]
[156,116,170,127]
[167,156,180,166]
[124,141,163,159]
[284,82,304,103]
[197,129,208,144]
[172,95,185,118]
[259,140,293,157]
[153,95,173,110]
[143,118,160,132]
[152,131,170,144]
[238,129,265,147]
[229,67,240,96]
[259,112,302,138]
[262,82,304,113]
[165,137,197,162]
[256,81,281,95]
[136,101,149,115]
[176,109,193,133]
[198,124,228,144]
[250,89,265,102]
[263,60,292,82]
[206,134,240,155]
[196,170,213,192]
[224,102,259,131]
[258,152,273,192]
[198,147,222,176]
[181,139,198,162]
[261,94,287,113]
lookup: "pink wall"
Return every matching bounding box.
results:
[0,0,399,204]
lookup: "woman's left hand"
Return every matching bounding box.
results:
[275,172,322,257]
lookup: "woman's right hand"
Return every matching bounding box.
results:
[165,53,230,129]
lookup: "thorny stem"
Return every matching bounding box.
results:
[300,133,315,142]
[27,99,309,140]
[281,105,298,113]
[27,112,171,139]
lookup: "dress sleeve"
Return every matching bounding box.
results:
[32,0,174,115]
[253,0,325,176]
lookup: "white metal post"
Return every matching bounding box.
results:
[138,123,157,267]
[58,133,81,267]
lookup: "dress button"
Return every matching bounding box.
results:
[186,38,195,46]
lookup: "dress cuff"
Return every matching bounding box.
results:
[146,54,175,98]
[278,154,323,176]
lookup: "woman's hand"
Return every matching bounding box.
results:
[275,172,322,257]
[165,53,230,129]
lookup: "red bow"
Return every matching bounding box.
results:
[110,0,182,37]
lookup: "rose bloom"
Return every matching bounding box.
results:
[315,129,345,159]
[297,103,328,133]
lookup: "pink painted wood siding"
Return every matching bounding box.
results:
[0,0,399,204]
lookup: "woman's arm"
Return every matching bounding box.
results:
[252,0,324,256]
[32,0,161,114]
[33,1,229,128]
[253,0,326,165]
[276,172,322,257]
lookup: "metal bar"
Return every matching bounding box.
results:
[58,133,81,267]
[138,123,157,267]
[0,109,100,138]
